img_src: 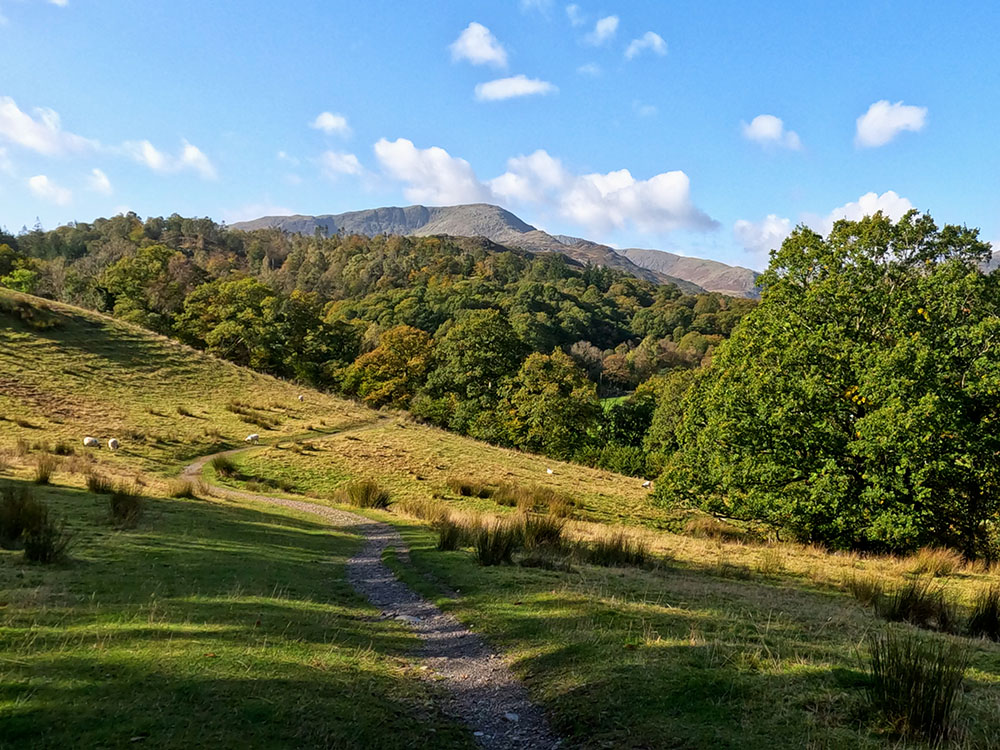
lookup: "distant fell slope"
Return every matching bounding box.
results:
[618,247,761,298]
[232,204,707,294]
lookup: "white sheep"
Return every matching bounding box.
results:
[245,433,260,444]
[297,395,305,402]
[83,436,100,448]
[546,468,554,475]
[641,480,652,489]
[108,438,120,451]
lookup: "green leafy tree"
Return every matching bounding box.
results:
[657,212,1000,556]
[0,267,39,294]
[342,325,434,407]
[501,349,602,459]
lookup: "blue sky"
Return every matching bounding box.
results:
[1,0,997,269]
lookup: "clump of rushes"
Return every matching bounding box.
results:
[167,479,197,499]
[577,528,649,568]
[473,518,518,566]
[876,578,960,634]
[86,473,113,494]
[844,572,885,608]
[0,485,73,563]
[210,455,238,478]
[908,546,964,577]
[446,478,493,498]
[967,585,1000,641]
[518,513,565,551]
[341,480,390,509]
[33,455,58,485]
[436,516,468,551]
[108,482,143,527]
[866,628,969,744]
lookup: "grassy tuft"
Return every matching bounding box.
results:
[85,473,114,494]
[866,628,969,743]
[211,454,238,478]
[684,515,746,542]
[0,484,48,547]
[176,405,195,417]
[33,455,58,485]
[473,518,518,566]
[445,477,493,498]
[967,585,1000,641]
[577,529,649,568]
[51,441,74,456]
[908,546,963,577]
[435,516,469,551]
[876,578,959,633]
[341,480,391,509]
[845,572,885,607]
[108,483,144,527]
[167,479,198,499]
[518,513,565,551]
[23,515,74,563]
[755,546,786,576]
[393,497,450,524]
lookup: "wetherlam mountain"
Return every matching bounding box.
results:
[230,204,761,298]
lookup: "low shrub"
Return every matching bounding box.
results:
[845,573,885,608]
[85,473,113,494]
[167,479,197,499]
[341,480,390,509]
[473,518,518,566]
[967,586,1000,641]
[210,455,238,478]
[908,547,963,578]
[108,483,143,527]
[33,455,58,485]
[876,578,959,633]
[866,628,969,743]
[578,529,649,568]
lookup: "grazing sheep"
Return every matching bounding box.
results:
[641,480,652,489]
[83,436,100,448]
[297,395,305,402]
[546,468,554,475]
[245,433,260,444]
[108,438,120,451]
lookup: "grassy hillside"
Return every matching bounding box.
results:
[3,288,1000,748]
[0,289,373,473]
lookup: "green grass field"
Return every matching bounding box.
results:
[4,288,1000,748]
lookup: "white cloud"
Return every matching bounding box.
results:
[123,138,217,179]
[492,149,718,233]
[374,138,491,205]
[734,214,792,256]
[565,4,584,26]
[310,111,351,136]
[474,75,557,101]
[577,62,601,76]
[822,190,913,232]
[449,22,508,68]
[0,147,11,174]
[320,150,363,177]
[0,96,96,156]
[585,15,618,45]
[87,167,112,195]
[49,0,69,6]
[375,139,717,234]
[27,174,71,205]
[624,31,667,59]
[741,114,801,150]
[855,100,927,148]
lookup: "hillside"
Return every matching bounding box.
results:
[231,204,709,294]
[618,247,761,298]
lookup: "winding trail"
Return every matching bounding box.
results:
[182,445,562,750]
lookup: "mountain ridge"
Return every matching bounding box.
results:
[231,203,759,297]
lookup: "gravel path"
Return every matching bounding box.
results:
[182,450,562,749]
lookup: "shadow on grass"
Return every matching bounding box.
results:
[0,479,474,750]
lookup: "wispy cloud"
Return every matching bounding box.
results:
[855,100,927,148]
[474,75,557,101]
[625,31,666,59]
[310,112,351,136]
[449,22,508,68]
[28,174,71,205]
[584,15,618,46]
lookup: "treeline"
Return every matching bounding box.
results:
[0,213,753,476]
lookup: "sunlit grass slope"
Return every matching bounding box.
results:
[0,289,374,473]
[0,480,472,749]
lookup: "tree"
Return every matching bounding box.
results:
[0,267,39,294]
[501,349,601,459]
[657,212,1000,556]
[342,325,434,407]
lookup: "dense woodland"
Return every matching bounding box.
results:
[0,214,752,478]
[3,211,998,556]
